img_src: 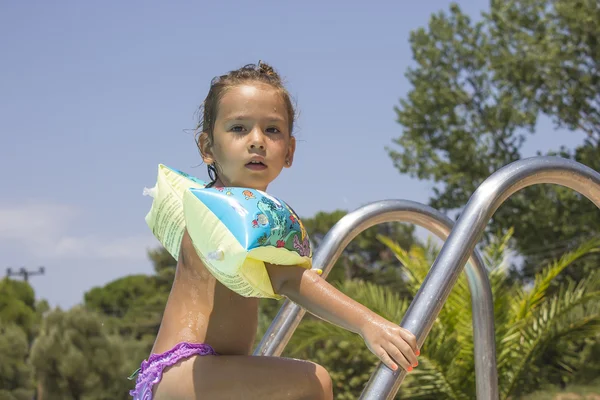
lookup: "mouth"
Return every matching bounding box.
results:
[246,160,267,170]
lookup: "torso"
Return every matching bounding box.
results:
[150,230,259,356]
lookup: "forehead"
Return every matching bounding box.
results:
[217,83,288,122]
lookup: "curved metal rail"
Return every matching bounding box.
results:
[360,156,600,399]
[254,200,499,399]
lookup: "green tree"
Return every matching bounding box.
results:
[0,278,43,341]
[84,247,176,346]
[387,0,600,282]
[485,0,600,282]
[29,307,146,400]
[0,278,47,399]
[487,0,599,139]
[288,233,600,399]
[84,274,168,342]
[0,322,34,400]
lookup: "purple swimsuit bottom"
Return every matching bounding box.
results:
[129,342,218,400]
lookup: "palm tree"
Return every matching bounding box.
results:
[285,231,600,399]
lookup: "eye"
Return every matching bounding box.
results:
[230,125,246,133]
[266,127,282,134]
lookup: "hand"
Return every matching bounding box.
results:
[360,315,420,372]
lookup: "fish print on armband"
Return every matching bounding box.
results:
[242,190,255,200]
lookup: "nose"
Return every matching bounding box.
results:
[248,128,266,150]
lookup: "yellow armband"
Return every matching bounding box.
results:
[144,164,313,299]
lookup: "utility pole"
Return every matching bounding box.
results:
[5,266,45,282]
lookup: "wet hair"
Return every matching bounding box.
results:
[195,61,296,188]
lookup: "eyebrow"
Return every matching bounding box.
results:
[225,114,286,123]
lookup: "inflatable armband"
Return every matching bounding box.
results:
[143,164,206,259]
[144,164,313,299]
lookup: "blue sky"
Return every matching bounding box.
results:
[0,1,587,309]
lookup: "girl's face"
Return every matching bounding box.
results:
[199,83,296,191]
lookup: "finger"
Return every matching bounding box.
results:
[398,327,419,354]
[376,347,399,372]
[383,342,412,372]
[391,335,419,367]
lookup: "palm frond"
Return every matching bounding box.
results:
[510,237,600,322]
[377,234,473,333]
[503,301,600,399]
[446,233,517,375]
[376,235,424,296]
[500,272,599,368]
[400,358,464,400]
[400,326,472,400]
[487,245,515,342]
[482,228,515,274]
[499,270,600,399]
[485,229,515,300]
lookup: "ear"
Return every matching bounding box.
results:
[198,132,215,165]
[284,136,296,168]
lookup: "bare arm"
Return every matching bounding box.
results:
[267,265,376,334]
[267,265,420,372]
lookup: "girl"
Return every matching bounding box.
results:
[130,62,419,400]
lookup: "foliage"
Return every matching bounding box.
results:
[84,247,176,347]
[0,278,45,341]
[397,233,600,399]
[302,210,417,295]
[570,336,600,385]
[0,278,46,399]
[29,306,146,400]
[387,0,600,282]
[0,322,34,400]
[84,274,168,343]
[486,0,600,138]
